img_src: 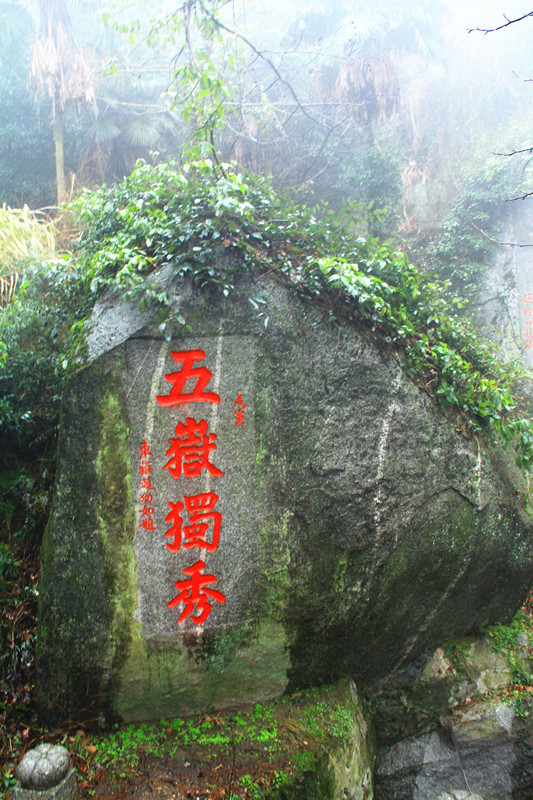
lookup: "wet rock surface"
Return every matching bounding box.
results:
[375,700,533,800]
[37,269,533,723]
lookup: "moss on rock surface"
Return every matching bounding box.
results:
[37,352,132,721]
[78,678,374,800]
[37,265,533,724]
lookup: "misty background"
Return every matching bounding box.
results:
[2,0,533,218]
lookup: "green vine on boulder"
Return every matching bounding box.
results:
[70,158,533,478]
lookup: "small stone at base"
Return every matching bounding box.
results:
[13,768,76,800]
[16,744,69,790]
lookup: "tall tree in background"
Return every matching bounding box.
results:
[159,0,446,185]
[29,0,96,204]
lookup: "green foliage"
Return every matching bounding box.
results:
[444,638,471,674]
[0,204,56,286]
[486,615,532,652]
[0,542,18,584]
[0,534,38,742]
[174,49,231,158]
[485,612,533,688]
[0,254,89,547]
[94,723,166,768]
[504,690,533,718]
[293,685,354,743]
[425,159,521,297]
[0,263,85,446]
[1,763,17,793]
[79,681,361,797]
[90,701,282,776]
[319,253,533,466]
[331,143,402,239]
[239,773,256,792]
[71,158,533,476]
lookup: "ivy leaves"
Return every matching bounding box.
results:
[71,158,533,474]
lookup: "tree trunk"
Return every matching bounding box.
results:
[53,111,66,206]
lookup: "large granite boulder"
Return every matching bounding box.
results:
[36,265,533,722]
[375,699,533,800]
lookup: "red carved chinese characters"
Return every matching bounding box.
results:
[164,418,224,479]
[159,349,226,625]
[167,560,226,624]
[138,440,155,531]
[156,350,221,406]
[164,501,184,553]
[234,393,246,426]
[164,493,221,553]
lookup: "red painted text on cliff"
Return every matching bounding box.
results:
[164,492,221,553]
[167,560,226,625]
[164,418,224,479]
[157,349,225,624]
[156,349,221,406]
[138,440,155,531]
[234,393,246,426]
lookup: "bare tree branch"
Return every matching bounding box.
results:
[299,114,354,181]
[496,145,533,157]
[468,11,533,34]
[472,221,533,246]
[508,191,533,201]
[197,0,323,127]
[512,69,533,82]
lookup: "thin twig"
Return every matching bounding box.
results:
[472,221,533,246]
[450,725,473,794]
[508,191,533,202]
[512,69,533,82]
[496,145,533,157]
[198,0,322,127]
[299,115,354,182]
[469,11,533,34]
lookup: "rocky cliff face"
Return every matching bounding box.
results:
[375,696,533,800]
[36,266,533,723]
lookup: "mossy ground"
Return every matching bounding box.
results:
[61,683,358,800]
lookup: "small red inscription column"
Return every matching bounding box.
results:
[138,440,155,531]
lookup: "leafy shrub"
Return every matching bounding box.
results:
[0,205,56,284]
[332,143,402,239]
[425,158,522,297]
[485,612,533,688]
[71,158,533,474]
[0,258,88,544]
[0,542,18,581]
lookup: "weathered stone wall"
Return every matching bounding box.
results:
[37,266,533,723]
[375,699,533,800]
[476,202,533,372]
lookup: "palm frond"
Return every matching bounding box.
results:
[335,55,399,125]
[0,2,35,55]
[85,115,121,143]
[29,0,96,114]
[123,117,160,147]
